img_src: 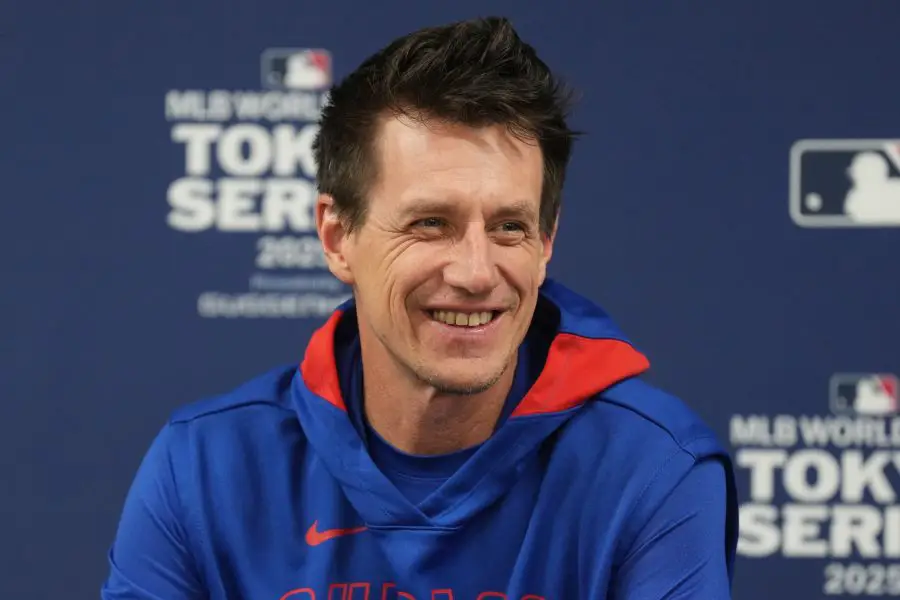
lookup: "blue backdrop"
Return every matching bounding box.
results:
[3,2,900,598]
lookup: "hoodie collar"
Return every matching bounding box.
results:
[299,278,650,419]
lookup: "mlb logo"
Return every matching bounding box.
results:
[790,139,900,227]
[261,48,332,91]
[829,373,899,416]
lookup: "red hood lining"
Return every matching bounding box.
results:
[299,309,650,416]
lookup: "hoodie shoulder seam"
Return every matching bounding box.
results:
[594,378,720,459]
[169,397,295,425]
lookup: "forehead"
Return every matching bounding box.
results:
[369,114,544,213]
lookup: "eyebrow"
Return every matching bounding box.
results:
[397,198,539,223]
[494,199,540,223]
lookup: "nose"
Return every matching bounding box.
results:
[443,224,499,295]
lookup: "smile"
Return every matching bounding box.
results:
[429,310,498,328]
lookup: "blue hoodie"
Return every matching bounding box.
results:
[102,279,738,599]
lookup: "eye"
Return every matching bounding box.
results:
[409,217,448,236]
[500,222,526,233]
[496,221,530,237]
[417,217,444,228]
[492,221,529,244]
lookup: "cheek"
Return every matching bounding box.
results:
[352,240,437,315]
[499,246,547,289]
[348,235,399,285]
[387,246,443,304]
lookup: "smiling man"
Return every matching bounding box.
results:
[102,17,738,600]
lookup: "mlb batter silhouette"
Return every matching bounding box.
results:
[843,152,900,223]
[284,51,329,90]
[852,376,896,415]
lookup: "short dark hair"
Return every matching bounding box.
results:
[312,16,580,238]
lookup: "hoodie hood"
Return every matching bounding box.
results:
[291,278,650,530]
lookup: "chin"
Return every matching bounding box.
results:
[415,361,508,396]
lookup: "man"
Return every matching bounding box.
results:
[102,17,738,600]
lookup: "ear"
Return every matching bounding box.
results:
[537,213,559,286]
[316,194,355,285]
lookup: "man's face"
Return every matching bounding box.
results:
[318,116,553,395]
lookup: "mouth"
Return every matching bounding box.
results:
[428,309,500,328]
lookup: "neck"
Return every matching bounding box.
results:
[361,353,517,456]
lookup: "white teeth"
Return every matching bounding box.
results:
[432,310,494,327]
